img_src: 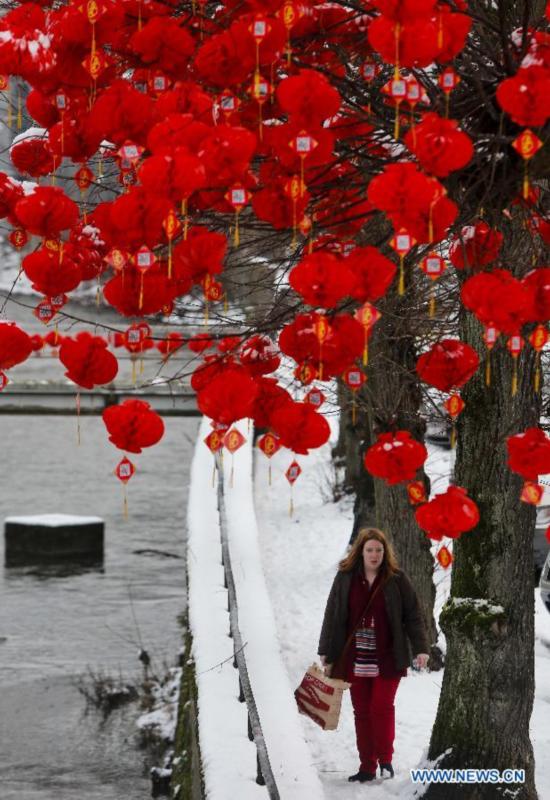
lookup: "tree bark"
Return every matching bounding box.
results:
[366,305,439,653]
[426,302,539,799]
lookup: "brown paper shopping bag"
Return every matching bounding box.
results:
[294,663,351,731]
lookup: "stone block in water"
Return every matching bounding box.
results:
[4,514,104,566]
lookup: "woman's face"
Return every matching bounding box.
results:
[362,539,385,571]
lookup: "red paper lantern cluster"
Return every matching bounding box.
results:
[416,339,480,393]
[415,486,480,541]
[103,399,165,454]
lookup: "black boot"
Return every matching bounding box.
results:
[379,762,394,779]
[348,770,376,783]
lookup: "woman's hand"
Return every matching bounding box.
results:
[414,653,430,670]
[319,655,333,676]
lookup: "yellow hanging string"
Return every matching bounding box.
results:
[289,486,294,517]
[204,298,209,327]
[398,255,405,296]
[485,352,491,387]
[511,358,518,397]
[123,484,129,519]
[17,90,22,129]
[429,284,436,318]
[363,336,368,367]
[167,240,173,280]
[394,104,400,141]
[139,273,144,310]
[523,161,530,201]
[233,209,240,247]
[393,23,400,79]
[131,356,137,385]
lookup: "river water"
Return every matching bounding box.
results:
[0,412,199,798]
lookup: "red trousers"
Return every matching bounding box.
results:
[349,675,401,773]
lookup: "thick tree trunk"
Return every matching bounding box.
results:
[426,310,539,799]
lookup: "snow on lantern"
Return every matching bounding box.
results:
[528,324,548,394]
[364,431,428,485]
[285,459,302,516]
[257,431,282,485]
[507,427,550,505]
[419,252,446,317]
[415,486,480,541]
[343,364,366,425]
[389,228,416,296]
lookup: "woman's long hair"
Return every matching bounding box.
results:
[338,527,399,582]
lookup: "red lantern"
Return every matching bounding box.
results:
[416,339,479,393]
[404,113,473,178]
[240,335,280,376]
[507,427,550,482]
[271,401,330,455]
[289,251,356,308]
[496,67,550,127]
[0,371,8,391]
[415,486,480,540]
[0,321,33,370]
[461,269,533,335]
[196,365,258,426]
[59,331,118,389]
[449,222,503,271]
[103,399,165,454]
[364,431,428,485]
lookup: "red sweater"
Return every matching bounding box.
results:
[345,570,406,680]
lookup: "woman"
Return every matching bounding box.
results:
[318,527,430,783]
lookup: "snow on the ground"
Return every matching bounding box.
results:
[137,667,182,743]
[253,427,550,799]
